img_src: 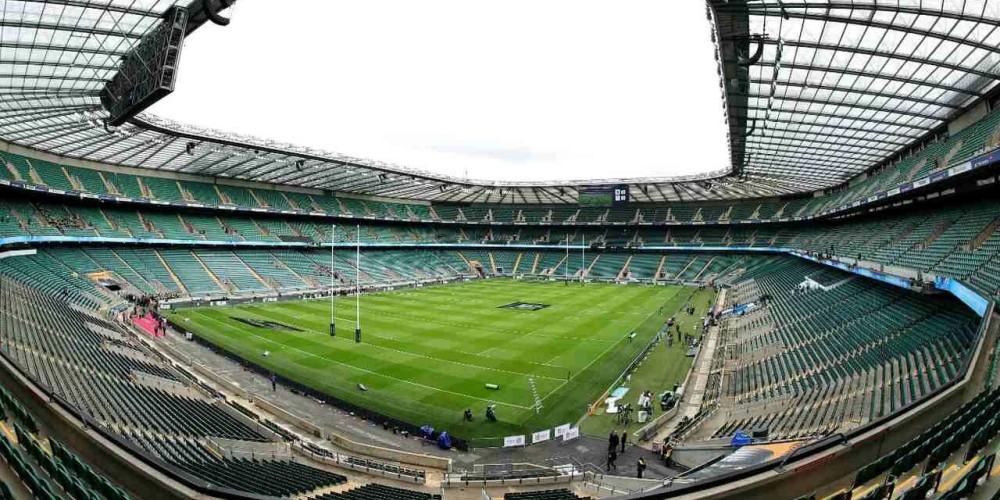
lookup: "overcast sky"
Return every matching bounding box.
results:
[155,1,730,183]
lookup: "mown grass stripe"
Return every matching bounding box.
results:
[168,280,688,441]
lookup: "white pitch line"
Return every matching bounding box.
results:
[226,307,567,382]
[271,300,585,361]
[182,310,535,410]
[535,288,681,405]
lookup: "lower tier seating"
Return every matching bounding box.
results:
[713,259,977,440]
[129,432,346,497]
[0,270,355,498]
[0,386,130,499]
[826,388,1000,500]
[504,489,592,500]
[313,483,442,499]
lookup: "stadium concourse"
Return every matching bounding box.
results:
[4,1,1000,499]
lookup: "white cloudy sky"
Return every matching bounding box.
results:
[155,1,730,183]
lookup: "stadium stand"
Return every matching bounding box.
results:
[504,489,591,500]
[0,270,360,498]
[312,483,441,499]
[127,431,346,497]
[709,259,977,439]
[0,372,130,499]
[7,192,1000,300]
[821,388,1000,499]
[3,2,1000,499]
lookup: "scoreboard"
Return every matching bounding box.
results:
[101,7,188,126]
[612,185,630,204]
[578,185,629,207]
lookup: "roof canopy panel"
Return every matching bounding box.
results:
[1,1,998,203]
[713,0,1000,187]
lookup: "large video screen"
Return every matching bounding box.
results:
[578,185,628,206]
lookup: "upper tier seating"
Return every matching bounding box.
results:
[4,103,1000,230]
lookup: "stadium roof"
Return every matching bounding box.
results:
[1,1,999,204]
[713,0,1000,186]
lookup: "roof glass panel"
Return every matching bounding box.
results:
[713,0,1000,189]
[1,1,998,202]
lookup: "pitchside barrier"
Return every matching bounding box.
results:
[538,275,707,287]
[467,423,578,450]
[444,462,585,487]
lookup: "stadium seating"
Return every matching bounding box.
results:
[252,188,291,210]
[127,430,346,496]
[504,489,591,500]
[113,248,182,294]
[6,191,1000,302]
[821,388,1000,500]
[235,250,308,290]
[0,389,130,499]
[195,250,269,292]
[314,483,441,499]
[0,269,364,498]
[1,100,997,232]
[712,258,977,439]
[158,249,223,294]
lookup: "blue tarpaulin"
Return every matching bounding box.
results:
[731,432,752,447]
[437,431,452,449]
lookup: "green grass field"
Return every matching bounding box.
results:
[580,287,716,438]
[166,280,695,445]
